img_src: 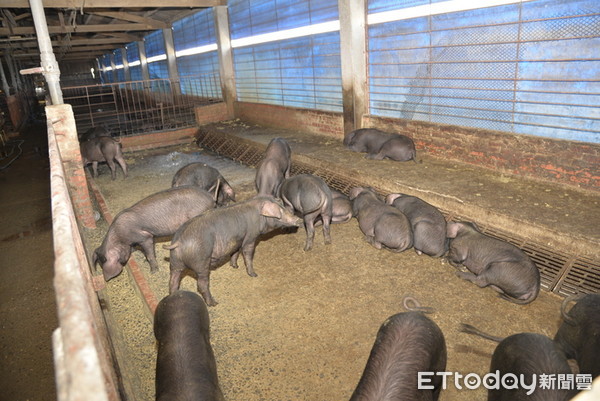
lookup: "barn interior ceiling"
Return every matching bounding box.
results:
[0,0,226,68]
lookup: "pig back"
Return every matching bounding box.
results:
[125,186,215,237]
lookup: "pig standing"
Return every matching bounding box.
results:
[255,137,292,197]
[461,324,577,401]
[280,174,333,251]
[94,186,215,281]
[349,187,413,252]
[172,162,236,206]
[350,312,447,401]
[446,221,540,304]
[386,193,447,257]
[554,293,600,378]
[154,291,224,401]
[80,136,128,180]
[79,125,111,141]
[165,196,302,306]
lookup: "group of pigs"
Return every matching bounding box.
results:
[87,129,597,400]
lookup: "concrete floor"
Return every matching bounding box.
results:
[0,122,57,401]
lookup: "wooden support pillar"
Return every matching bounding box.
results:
[339,0,368,134]
[46,104,96,229]
[214,6,237,119]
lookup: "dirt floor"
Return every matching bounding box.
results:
[0,123,57,401]
[80,123,596,400]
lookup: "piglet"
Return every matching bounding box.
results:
[165,196,302,306]
[94,186,215,280]
[255,137,292,197]
[80,136,128,180]
[350,312,447,401]
[154,290,224,401]
[446,221,540,304]
[554,293,600,378]
[386,193,447,257]
[280,174,333,251]
[461,324,577,401]
[349,187,413,252]
[172,162,235,206]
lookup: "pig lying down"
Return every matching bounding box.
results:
[446,221,540,304]
[94,186,215,281]
[343,128,417,163]
[165,195,302,306]
[350,187,413,253]
[154,291,224,401]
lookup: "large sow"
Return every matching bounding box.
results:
[154,290,224,401]
[94,186,215,281]
[165,196,302,306]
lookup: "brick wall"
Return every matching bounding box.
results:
[195,102,230,125]
[235,102,344,139]
[119,128,199,152]
[364,115,600,192]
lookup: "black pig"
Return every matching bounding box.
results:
[280,174,333,251]
[80,136,128,180]
[165,196,302,306]
[350,312,447,401]
[154,291,224,401]
[349,187,413,252]
[446,221,540,304]
[554,293,600,378]
[255,137,292,197]
[172,162,236,206]
[94,186,215,280]
[461,324,577,401]
[386,193,447,257]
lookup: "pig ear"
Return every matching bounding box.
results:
[385,193,401,205]
[260,201,283,219]
[446,222,461,238]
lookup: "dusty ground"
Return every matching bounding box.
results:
[0,123,57,401]
[83,135,576,400]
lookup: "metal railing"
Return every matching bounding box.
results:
[62,74,222,137]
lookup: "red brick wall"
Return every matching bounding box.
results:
[364,115,600,192]
[119,128,199,152]
[235,102,344,138]
[195,102,230,125]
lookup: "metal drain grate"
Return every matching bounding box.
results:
[196,129,600,297]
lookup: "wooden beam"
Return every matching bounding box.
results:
[0,23,159,35]
[87,11,168,29]
[3,0,226,7]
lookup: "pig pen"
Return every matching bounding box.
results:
[82,124,597,401]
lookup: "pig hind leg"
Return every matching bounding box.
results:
[302,210,321,251]
[114,154,128,178]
